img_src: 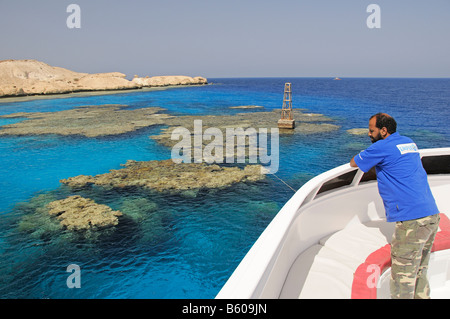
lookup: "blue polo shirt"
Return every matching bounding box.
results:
[354,132,439,222]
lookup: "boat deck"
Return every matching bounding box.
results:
[280,212,450,299]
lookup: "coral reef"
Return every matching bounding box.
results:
[0,104,338,141]
[0,105,172,137]
[16,193,63,239]
[60,160,266,193]
[15,191,171,242]
[151,109,339,149]
[346,128,368,135]
[2,94,339,241]
[46,195,122,231]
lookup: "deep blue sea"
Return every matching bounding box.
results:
[0,78,449,298]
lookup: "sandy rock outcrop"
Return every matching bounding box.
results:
[0,59,139,97]
[0,59,208,97]
[132,75,207,87]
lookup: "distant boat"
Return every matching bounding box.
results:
[334,77,342,80]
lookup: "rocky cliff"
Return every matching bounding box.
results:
[0,59,207,97]
[132,75,207,87]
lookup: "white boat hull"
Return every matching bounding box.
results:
[217,148,450,299]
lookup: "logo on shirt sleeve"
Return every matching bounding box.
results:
[396,143,419,155]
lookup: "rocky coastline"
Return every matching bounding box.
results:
[0,59,207,98]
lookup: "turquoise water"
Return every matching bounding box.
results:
[0,78,449,298]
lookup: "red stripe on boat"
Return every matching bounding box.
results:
[351,213,450,299]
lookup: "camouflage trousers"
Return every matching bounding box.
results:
[390,213,440,299]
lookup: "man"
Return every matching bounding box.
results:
[350,113,440,299]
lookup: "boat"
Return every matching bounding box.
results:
[217,147,450,299]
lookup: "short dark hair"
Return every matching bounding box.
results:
[370,113,397,134]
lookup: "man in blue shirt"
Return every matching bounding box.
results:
[350,113,440,299]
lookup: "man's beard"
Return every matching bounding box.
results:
[370,132,382,143]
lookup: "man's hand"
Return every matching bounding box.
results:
[350,156,358,168]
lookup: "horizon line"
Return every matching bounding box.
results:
[204,76,450,79]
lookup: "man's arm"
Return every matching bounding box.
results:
[350,155,358,168]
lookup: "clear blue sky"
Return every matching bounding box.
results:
[1,0,449,78]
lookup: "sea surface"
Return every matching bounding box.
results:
[0,78,449,298]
